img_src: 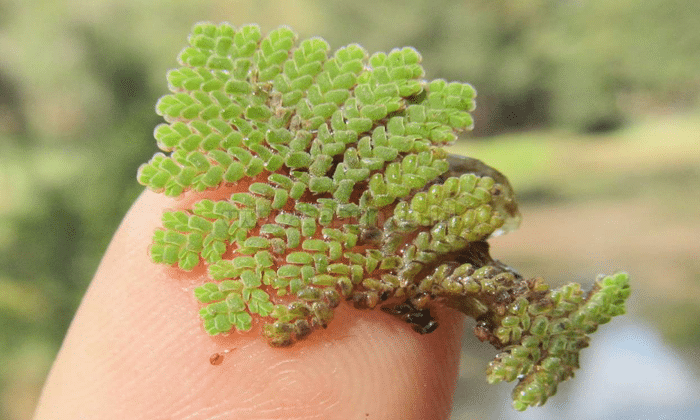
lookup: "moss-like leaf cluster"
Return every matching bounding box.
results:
[484,272,630,410]
[138,22,630,411]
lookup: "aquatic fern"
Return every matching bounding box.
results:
[138,23,630,411]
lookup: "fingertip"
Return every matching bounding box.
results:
[35,190,466,420]
[201,303,466,420]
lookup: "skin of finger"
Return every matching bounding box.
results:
[33,190,466,420]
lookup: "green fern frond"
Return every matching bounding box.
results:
[138,22,630,411]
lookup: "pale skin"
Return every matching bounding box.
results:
[33,188,466,420]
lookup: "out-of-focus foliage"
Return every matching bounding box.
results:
[318,0,700,134]
[0,2,207,419]
[0,0,698,419]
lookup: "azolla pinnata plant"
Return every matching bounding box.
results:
[137,22,630,411]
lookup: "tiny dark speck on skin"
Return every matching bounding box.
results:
[209,348,235,365]
[209,353,224,365]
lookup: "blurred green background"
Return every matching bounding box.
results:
[1,1,699,418]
